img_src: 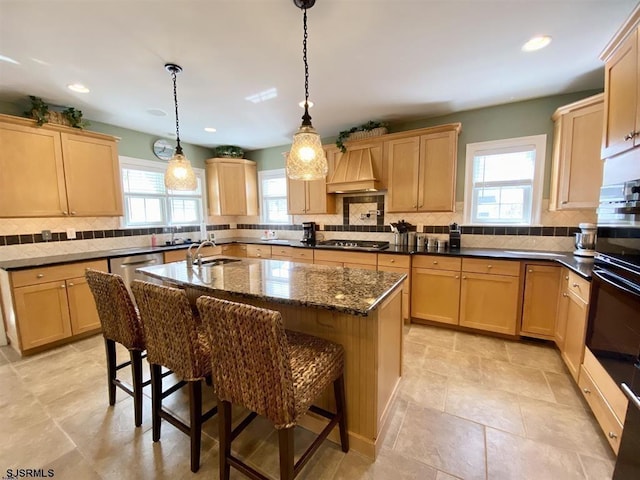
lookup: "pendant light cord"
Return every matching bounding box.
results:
[301,6,312,126]
[171,68,184,155]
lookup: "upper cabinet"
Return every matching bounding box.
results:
[288,150,336,215]
[0,114,123,218]
[549,94,604,210]
[600,6,640,159]
[385,124,460,213]
[205,158,258,216]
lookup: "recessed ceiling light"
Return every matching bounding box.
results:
[204,127,217,133]
[147,108,167,116]
[299,100,314,108]
[67,83,90,93]
[0,54,19,65]
[522,35,552,52]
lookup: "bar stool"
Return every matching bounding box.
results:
[131,280,217,473]
[196,296,349,480]
[85,268,147,427]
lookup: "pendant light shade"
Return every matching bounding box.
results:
[164,63,197,191]
[287,0,328,181]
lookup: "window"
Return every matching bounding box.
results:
[259,169,290,224]
[119,156,206,227]
[464,135,546,225]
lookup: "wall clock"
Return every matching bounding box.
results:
[153,139,175,160]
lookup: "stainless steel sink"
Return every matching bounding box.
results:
[199,257,242,267]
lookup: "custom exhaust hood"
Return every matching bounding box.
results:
[326,147,382,193]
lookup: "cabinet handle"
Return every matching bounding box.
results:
[487,265,493,269]
[36,273,44,278]
[562,293,568,297]
[624,131,637,141]
[71,211,77,215]
[561,201,568,204]
[572,283,579,288]
[63,210,69,215]
[68,282,74,287]
[390,259,395,263]
[418,204,423,208]
[60,284,66,289]
[462,276,467,280]
[455,275,460,279]
[433,261,438,265]
[412,204,417,209]
[528,269,533,273]
[257,254,261,257]
[565,276,569,280]
[583,388,591,394]
[608,432,618,439]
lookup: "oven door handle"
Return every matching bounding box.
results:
[620,383,640,411]
[592,269,640,299]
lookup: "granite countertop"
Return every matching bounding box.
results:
[137,258,406,317]
[0,236,594,279]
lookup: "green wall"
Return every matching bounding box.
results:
[0,100,214,168]
[247,90,603,200]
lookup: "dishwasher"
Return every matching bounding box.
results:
[108,252,165,294]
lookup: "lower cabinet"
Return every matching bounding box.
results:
[271,246,314,264]
[5,259,107,354]
[521,264,562,339]
[458,259,521,335]
[556,270,590,381]
[411,266,461,325]
[377,254,411,322]
[246,244,272,259]
[221,244,247,257]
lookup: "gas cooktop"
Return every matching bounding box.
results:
[314,240,390,251]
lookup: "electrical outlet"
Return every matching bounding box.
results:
[41,230,52,241]
[66,228,77,240]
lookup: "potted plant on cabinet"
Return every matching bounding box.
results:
[335,120,388,153]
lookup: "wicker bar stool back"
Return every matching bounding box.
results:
[131,280,217,473]
[196,296,349,480]
[85,268,147,427]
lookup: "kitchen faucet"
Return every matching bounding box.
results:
[187,240,216,267]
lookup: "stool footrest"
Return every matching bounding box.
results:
[231,412,258,441]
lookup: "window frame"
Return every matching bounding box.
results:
[258,168,291,224]
[118,155,207,228]
[463,134,546,226]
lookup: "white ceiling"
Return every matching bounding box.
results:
[0,0,636,151]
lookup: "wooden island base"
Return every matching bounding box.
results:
[184,285,403,459]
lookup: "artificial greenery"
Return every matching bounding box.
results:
[335,120,388,153]
[214,145,244,158]
[25,95,50,126]
[25,95,88,129]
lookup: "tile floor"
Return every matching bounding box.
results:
[0,324,616,480]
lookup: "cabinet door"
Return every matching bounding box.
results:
[218,162,248,215]
[554,285,570,350]
[61,133,123,216]
[66,276,101,335]
[418,131,457,212]
[305,178,334,214]
[13,281,72,350]
[556,102,604,209]
[378,264,409,321]
[287,178,307,214]
[459,272,520,335]
[521,265,561,339]
[602,28,639,158]
[0,122,67,217]
[244,163,259,216]
[411,268,460,325]
[386,137,420,212]
[561,289,588,381]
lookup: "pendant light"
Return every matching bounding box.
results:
[164,63,197,191]
[287,0,328,181]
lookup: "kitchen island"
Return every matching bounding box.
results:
[138,257,406,459]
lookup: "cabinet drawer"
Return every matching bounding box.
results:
[11,259,108,288]
[462,258,520,277]
[246,244,272,258]
[584,348,628,422]
[579,365,624,454]
[290,248,313,260]
[412,255,461,271]
[377,253,410,269]
[313,249,377,266]
[272,246,294,257]
[568,271,590,303]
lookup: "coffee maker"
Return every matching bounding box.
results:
[301,222,316,244]
[449,223,461,249]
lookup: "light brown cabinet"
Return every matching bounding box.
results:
[205,158,258,216]
[377,254,411,322]
[458,259,521,335]
[221,244,247,257]
[287,177,335,215]
[3,259,107,354]
[601,24,640,159]
[313,250,377,269]
[246,244,272,259]
[550,94,604,210]
[521,264,562,339]
[386,127,459,213]
[271,246,314,264]
[0,114,123,218]
[556,270,590,381]
[411,255,461,325]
